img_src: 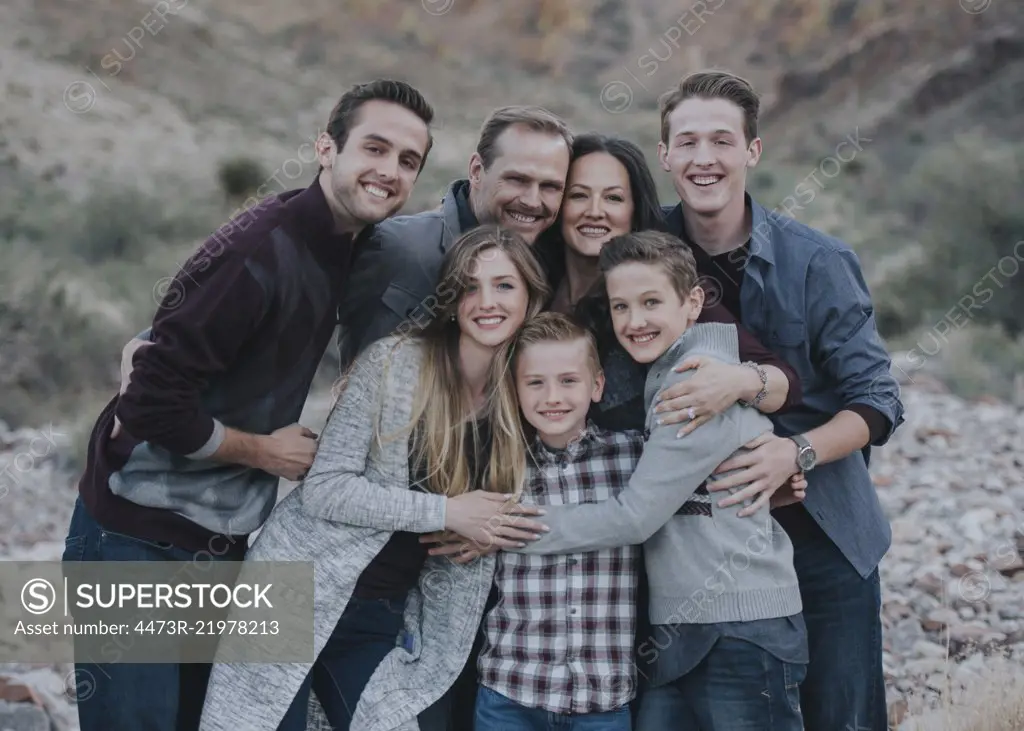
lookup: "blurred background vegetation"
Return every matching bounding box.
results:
[1,0,1022,445]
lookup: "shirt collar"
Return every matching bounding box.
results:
[530,420,602,466]
[281,178,370,260]
[665,192,774,266]
[432,178,476,254]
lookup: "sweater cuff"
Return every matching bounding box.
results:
[846,404,889,445]
[185,419,226,460]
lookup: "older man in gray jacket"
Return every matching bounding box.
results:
[335,104,572,370]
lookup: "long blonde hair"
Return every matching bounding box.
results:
[335,225,550,497]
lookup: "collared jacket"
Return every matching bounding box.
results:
[335,181,469,372]
[663,198,905,577]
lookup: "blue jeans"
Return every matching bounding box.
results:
[277,595,408,731]
[475,685,632,731]
[788,513,886,731]
[636,637,805,731]
[62,497,234,731]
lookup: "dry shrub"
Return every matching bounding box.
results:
[901,656,1024,731]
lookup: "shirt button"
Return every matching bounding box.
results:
[569,607,578,615]
[567,558,578,565]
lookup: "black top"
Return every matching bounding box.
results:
[353,416,492,599]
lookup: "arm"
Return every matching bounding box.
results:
[299,340,448,534]
[800,247,904,457]
[710,247,906,501]
[115,247,269,458]
[655,303,801,437]
[513,371,770,555]
[299,341,546,539]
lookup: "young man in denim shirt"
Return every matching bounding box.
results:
[652,70,904,731]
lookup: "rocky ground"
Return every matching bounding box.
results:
[1,381,1022,729]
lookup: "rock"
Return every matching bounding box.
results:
[0,701,49,731]
[957,508,997,545]
[947,624,1006,653]
[993,554,1024,577]
[888,697,909,727]
[912,572,944,598]
[922,607,959,631]
[912,639,948,659]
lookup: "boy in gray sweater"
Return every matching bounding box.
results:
[512,230,808,730]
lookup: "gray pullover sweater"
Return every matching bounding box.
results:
[515,322,802,625]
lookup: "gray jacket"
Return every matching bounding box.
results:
[515,323,802,625]
[336,180,469,372]
[199,336,497,731]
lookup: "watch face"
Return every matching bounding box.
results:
[798,448,816,470]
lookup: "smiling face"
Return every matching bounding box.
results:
[317,99,430,231]
[606,261,703,364]
[468,124,570,245]
[658,97,761,218]
[560,152,634,258]
[457,248,530,350]
[515,339,604,448]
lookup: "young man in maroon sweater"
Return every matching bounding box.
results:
[62,79,435,731]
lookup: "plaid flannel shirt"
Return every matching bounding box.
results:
[477,422,644,714]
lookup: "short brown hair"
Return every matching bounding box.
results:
[476,106,574,169]
[325,79,435,170]
[658,70,760,145]
[598,230,699,301]
[512,312,601,379]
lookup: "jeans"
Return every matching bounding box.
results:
[635,637,805,731]
[277,595,407,731]
[788,512,886,731]
[475,686,632,731]
[62,497,233,731]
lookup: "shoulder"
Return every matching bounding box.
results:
[358,335,425,372]
[590,425,646,455]
[375,209,447,249]
[752,198,857,263]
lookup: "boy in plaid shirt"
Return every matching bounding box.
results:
[474,312,643,730]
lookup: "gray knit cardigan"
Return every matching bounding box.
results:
[199,336,497,731]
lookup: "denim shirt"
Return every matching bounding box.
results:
[664,198,905,578]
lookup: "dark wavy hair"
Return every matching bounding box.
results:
[534,132,667,288]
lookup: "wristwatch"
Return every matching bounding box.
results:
[788,434,817,472]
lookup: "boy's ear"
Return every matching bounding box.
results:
[687,285,706,326]
[591,368,606,403]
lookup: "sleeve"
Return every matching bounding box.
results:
[115,244,271,458]
[512,369,771,555]
[700,302,803,411]
[806,247,905,445]
[298,340,448,533]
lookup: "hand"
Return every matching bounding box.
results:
[435,492,548,552]
[771,472,808,510]
[111,338,152,438]
[257,424,319,481]
[418,531,497,565]
[654,357,757,437]
[707,432,800,517]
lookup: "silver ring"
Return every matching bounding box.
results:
[687,407,696,421]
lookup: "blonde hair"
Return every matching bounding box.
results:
[511,312,601,379]
[333,225,551,498]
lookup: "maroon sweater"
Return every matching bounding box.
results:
[78,181,361,558]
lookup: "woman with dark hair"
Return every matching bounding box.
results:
[534,133,667,307]
[533,131,803,438]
